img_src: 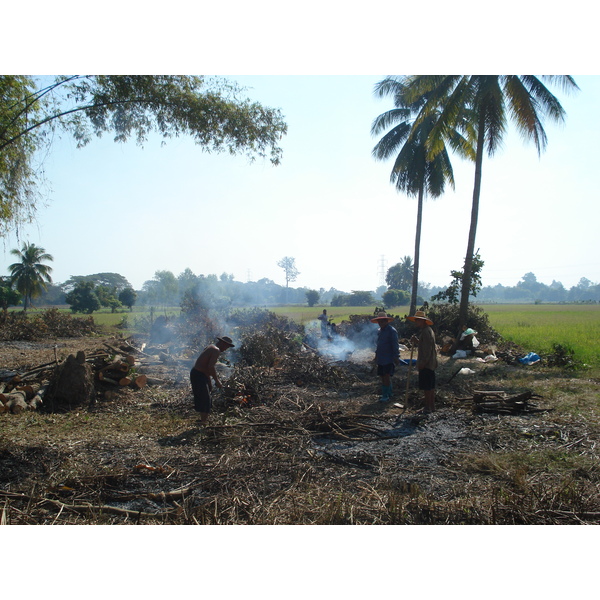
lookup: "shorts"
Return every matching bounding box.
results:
[190,369,211,413]
[418,368,436,391]
[377,363,395,377]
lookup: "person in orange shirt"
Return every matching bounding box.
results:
[190,336,235,425]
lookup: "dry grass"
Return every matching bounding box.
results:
[1,331,599,525]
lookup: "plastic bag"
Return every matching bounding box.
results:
[458,368,476,375]
[518,352,540,365]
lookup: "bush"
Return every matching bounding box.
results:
[424,303,501,343]
[0,308,97,340]
[232,309,304,367]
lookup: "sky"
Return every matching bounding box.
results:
[2,2,599,296]
[4,73,598,296]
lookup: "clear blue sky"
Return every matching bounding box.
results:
[3,5,598,295]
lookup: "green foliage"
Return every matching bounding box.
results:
[385,257,414,291]
[65,281,101,314]
[0,276,21,314]
[382,289,410,307]
[118,287,137,310]
[431,252,484,304]
[331,291,375,307]
[0,75,287,236]
[305,289,320,307]
[8,242,53,310]
[424,302,500,343]
[62,272,132,292]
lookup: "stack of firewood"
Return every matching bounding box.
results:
[0,380,49,414]
[458,390,547,414]
[0,339,174,415]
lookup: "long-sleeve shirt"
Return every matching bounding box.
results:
[417,326,438,371]
[375,325,400,366]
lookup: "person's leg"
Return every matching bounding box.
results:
[379,367,393,402]
[424,389,435,412]
[191,370,212,425]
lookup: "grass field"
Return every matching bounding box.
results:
[24,302,600,373]
[480,303,600,371]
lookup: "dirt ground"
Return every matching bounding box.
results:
[1,335,599,524]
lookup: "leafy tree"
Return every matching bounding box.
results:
[347,290,375,306]
[399,75,578,329]
[8,242,53,311]
[0,276,21,316]
[95,285,122,313]
[142,270,178,308]
[65,281,101,314]
[0,75,288,237]
[62,272,131,292]
[385,256,415,292]
[382,289,410,307]
[431,252,484,304]
[372,78,471,315]
[305,289,320,307]
[118,287,137,311]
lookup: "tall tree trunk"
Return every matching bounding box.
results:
[458,111,486,330]
[410,185,424,316]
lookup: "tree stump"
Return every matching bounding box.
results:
[46,353,95,410]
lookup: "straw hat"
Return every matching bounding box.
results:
[217,336,235,348]
[370,311,394,323]
[406,310,433,326]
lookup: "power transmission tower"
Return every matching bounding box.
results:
[377,255,387,287]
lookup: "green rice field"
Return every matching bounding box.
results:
[481,303,600,371]
[24,303,600,373]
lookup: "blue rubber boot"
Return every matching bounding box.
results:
[379,385,392,402]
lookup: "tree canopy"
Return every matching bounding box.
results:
[0,75,288,237]
[8,242,53,310]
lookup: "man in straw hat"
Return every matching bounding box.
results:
[190,335,235,425]
[407,310,438,413]
[370,311,400,402]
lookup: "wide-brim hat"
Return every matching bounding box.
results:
[370,311,394,323]
[406,310,433,326]
[217,336,235,348]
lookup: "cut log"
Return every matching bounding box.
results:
[97,372,119,385]
[133,374,148,389]
[7,392,28,414]
[28,395,44,410]
[16,385,36,400]
[118,377,132,387]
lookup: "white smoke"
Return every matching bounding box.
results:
[306,319,379,363]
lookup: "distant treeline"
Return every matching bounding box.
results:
[32,270,600,309]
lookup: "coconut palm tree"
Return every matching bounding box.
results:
[400,75,578,328]
[372,76,473,315]
[9,242,53,311]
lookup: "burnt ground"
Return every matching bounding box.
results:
[1,336,599,524]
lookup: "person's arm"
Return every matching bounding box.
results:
[392,328,401,365]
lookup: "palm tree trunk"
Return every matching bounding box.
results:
[410,184,424,315]
[458,110,486,330]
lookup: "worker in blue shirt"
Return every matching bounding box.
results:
[371,312,400,402]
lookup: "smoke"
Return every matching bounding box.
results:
[306,319,379,363]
